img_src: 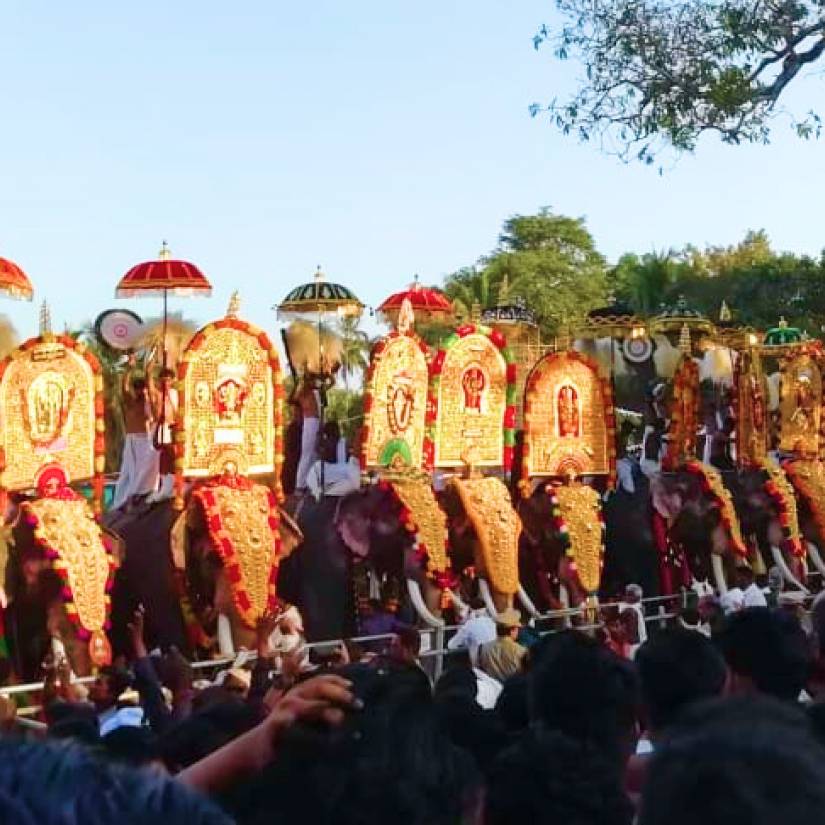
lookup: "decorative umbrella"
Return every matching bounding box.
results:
[275,266,364,492]
[116,241,211,367]
[377,275,453,328]
[0,255,34,301]
[763,316,805,348]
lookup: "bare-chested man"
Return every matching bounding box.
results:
[113,354,160,508]
[146,354,178,502]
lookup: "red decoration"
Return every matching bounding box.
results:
[116,257,211,297]
[0,257,34,301]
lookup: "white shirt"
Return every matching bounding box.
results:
[447,612,496,665]
[306,458,360,498]
[474,667,503,710]
[721,587,744,614]
[742,582,768,608]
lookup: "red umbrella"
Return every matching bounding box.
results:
[116,241,211,365]
[377,276,453,327]
[0,255,34,301]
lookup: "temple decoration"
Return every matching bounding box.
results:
[522,350,616,486]
[763,317,804,348]
[448,476,520,596]
[549,480,604,594]
[663,356,700,470]
[576,295,643,341]
[734,347,769,468]
[177,297,286,630]
[426,324,516,471]
[761,462,805,559]
[650,297,714,338]
[683,460,748,558]
[21,464,115,666]
[361,329,430,471]
[377,468,452,588]
[192,472,281,629]
[0,327,105,511]
[778,346,823,458]
[176,294,285,490]
[715,301,759,351]
[377,276,453,329]
[784,459,825,550]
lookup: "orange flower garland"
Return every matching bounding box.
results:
[683,460,747,558]
[761,463,805,559]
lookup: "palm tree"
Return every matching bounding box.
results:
[337,315,371,384]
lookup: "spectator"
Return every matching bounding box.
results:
[0,740,229,824]
[736,565,768,608]
[639,697,825,825]
[618,583,648,643]
[528,630,639,771]
[447,596,496,665]
[387,625,422,669]
[714,607,812,702]
[486,728,633,825]
[636,628,728,743]
[478,609,526,684]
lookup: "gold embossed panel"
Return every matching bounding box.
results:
[181,324,276,477]
[433,334,507,468]
[780,353,821,457]
[523,353,609,478]
[0,341,96,490]
[26,498,110,633]
[449,476,520,595]
[362,334,429,470]
[555,483,603,594]
[735,349,769,467]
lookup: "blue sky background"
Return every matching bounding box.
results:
[1,0,824,340]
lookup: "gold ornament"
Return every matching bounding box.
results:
[554,482,603,594]
[779,352,821,457]
[448,476,520,595]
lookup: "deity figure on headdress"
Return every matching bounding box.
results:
[557,384,580,438]
[461,365,486,413]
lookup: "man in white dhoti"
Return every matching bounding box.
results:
[295,375,321,492]
[113,356,159,508]
[147,364,179,503]
[305,422,360,499]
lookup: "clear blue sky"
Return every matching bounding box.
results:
[1,0,824,340]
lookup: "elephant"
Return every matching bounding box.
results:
[103,490,304,659]
[4,498,124,682]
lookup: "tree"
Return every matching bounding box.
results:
[336,315,372,385]
[612,250,687,316]
[443,208,607,336]
[532,0,825,162]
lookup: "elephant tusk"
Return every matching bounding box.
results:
[517,585,541,620]
[406,579,444,628]
[217,613,235,657]
[711,555,728,595]
[771,545,809,594]
[806,541,825,579]
[445,588,468,616]
[478,577,513,624]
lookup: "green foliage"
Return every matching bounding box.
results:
[325,388,364,443]
[336,315,372,383]
[612,231,825,337]
[442,208,607,336]
[533,0,825,161]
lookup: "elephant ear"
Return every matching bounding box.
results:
[335,496,371,560]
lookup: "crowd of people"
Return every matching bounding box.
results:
[1,580,825,824]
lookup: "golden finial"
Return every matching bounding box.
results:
[470,301,481,322]
[39,301,52,337]
[719,300,731,322]
[226,290,241,318]
[678,323,691,354]
[778,316,788,329]
[314,265,325,282]
[158,240,172,261]
[397,297,415,335]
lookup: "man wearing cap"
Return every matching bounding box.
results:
[478,608,527,684]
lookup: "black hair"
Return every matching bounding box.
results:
[528,630,639,768]
[636,628,727,733]
[159,367,175,380]
[0,740,229,824]
[486,728,633,825]
[640,697,825,825]
[237,661,481,825]
[101,726,161,768]
[714,607,812,701]
[496,673,529,733]
[132,378,147,392]
[45,701,100,747]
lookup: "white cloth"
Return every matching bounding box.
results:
[155,387,179,446]
[743,583,768,608]
[721,587,745,615]
[100,706,144,737]
[306,458,360,499]
[296,416,320,491]
[618,601,648,643]
[113,433,159,508]
[447,612,497,666]
[474,667,503,710]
